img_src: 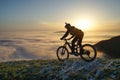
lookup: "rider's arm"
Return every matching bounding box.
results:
[61,31,69,40]
[68,35,74,40]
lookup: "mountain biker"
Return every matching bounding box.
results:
[60,22,84,54]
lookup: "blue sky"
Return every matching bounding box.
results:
[0,0,120,31]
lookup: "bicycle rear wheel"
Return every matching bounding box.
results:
[56,46,69,61]
[80,44,97,62]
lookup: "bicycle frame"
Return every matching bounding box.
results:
[63,39,83,54]
[63,39,72,52]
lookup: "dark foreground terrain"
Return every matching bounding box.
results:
[0,58,120,80]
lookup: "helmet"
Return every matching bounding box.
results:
[65,22,71,29]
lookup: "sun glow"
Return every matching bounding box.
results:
[74,19,93,30]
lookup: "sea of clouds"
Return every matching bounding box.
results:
[0,30,119,62]
[0,31,64,62]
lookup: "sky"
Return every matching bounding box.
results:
[0,0,120,31]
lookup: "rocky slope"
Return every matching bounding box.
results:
[0,58,120,80]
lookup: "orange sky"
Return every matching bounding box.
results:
[0,0,120,31]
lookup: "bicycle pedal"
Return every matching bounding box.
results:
[69,52,74,55]
[74,53,79,56]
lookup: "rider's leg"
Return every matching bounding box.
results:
[78,32,84,46]
[71,37,78,53]
[78,38,82,47]
[78,35,84,53]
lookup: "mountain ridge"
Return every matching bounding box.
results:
[95,35,120,58]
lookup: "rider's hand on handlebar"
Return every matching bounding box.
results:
[60,38,63,40]
[67,38,71,40]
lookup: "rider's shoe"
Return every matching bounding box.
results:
[69,52,74,55]
[72,52,79,56]
[69,52,79,56]
[74,52,79,56]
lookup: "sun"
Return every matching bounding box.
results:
[74,19,92,30]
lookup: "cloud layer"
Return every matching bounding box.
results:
[0,31,62,62]
[0,30,119,62]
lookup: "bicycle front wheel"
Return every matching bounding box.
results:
[56,46,69,61]
[80,44,97,62]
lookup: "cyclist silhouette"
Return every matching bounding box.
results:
[60,22,84,54]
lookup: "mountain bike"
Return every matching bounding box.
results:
[56,39,97,62]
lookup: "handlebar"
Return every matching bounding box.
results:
[63,39,67,40]
[61,39,69,43]
[62,39,68,40]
